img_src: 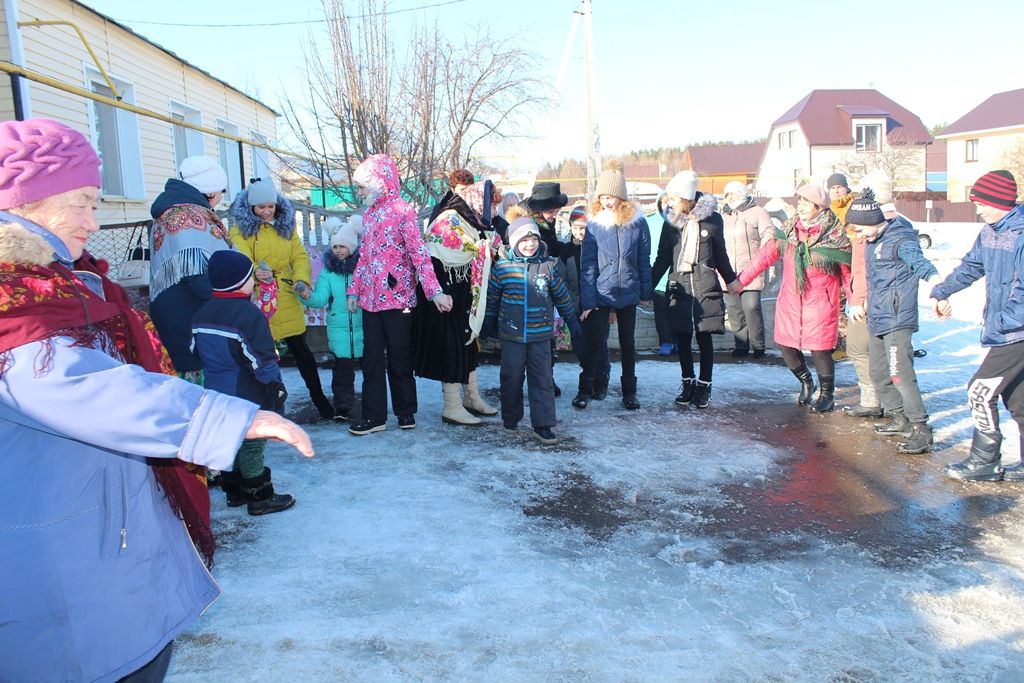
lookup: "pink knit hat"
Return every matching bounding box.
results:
[795,183,829,209]
[0,118,102,210]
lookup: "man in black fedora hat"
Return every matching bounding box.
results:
[522,181,569,259]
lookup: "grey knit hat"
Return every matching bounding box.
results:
[595,159,628,200]
[246,177,278,206]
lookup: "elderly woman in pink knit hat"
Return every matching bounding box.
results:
[728,183,852,412]
[0,118,313,681]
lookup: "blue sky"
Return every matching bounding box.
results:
[85,0,1022,169]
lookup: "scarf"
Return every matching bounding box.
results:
[149,203,233,301]
[0,252,216,567]
[423,208,496,343]
[774,210,852,293]
[667,193,718,274]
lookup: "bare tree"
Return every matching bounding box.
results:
[278,0,542,212]
[833,133,925,194]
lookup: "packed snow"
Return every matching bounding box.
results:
[167,222,1024,682]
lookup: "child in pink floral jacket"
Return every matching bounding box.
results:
[346,154,453,435]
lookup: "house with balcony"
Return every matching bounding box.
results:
[755,89,930,197]
[935,88,1024,202]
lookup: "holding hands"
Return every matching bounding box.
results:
[433,293,454,313]
[727,279,744,295]
[933,298,952,320]
[849,304,866,322]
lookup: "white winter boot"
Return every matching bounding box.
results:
[442,383,482,425]
[462,370,498,416]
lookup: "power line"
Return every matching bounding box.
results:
[116,0,469,28]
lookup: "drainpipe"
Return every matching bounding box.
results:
[4,0,31,118]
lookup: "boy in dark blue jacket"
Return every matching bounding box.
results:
[930,170,1024,481]
[484,218,581,444]
[847,190,940,455]
[192,250,295,514]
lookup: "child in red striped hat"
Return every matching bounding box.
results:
[931,169,1024,481]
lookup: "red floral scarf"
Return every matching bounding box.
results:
[0,257,216,567]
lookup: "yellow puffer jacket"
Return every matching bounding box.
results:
[230,224,312,340]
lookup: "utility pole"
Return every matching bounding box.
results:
[581,0,601,198]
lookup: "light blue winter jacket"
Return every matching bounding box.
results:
[0,333,257,679]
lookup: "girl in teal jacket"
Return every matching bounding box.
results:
[301,220,364,420]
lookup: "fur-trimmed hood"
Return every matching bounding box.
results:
[658,191,717,228]
[321,247,359,276]
[588,203,642,229]
[228,190,296,240]
[0,214,71,267]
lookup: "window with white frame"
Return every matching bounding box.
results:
[170,101,204,169]
[778,132,785,149]
[793,168,803,190]
[86,69,144,199]
[855,124,882,153]
[966,139,979,162]
[250,131,272,185]
[217,119,242,201]
[788,130,795,147]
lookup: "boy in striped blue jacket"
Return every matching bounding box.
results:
[484,218,581,444]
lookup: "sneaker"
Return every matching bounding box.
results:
[532,426,558,444]
[503,422,518,431]
[658,342,673,356]
[751,349,766,359]
[349,419,386,436]
[397,415,416,430]
[333,408,351,422]
[571,392,589,409]
[731,348,749,358]
[913,348,927,358]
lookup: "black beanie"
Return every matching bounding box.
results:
[845,189,885,226]
[826,173,849,190]
[208,250,255,292]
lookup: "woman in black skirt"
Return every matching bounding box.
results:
[413,179,502,424]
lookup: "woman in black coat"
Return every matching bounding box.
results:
[651,176,737,409]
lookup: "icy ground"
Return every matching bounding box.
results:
[169,224,1024,682]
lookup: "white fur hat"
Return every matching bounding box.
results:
[666,171,699,201]
[178,155,227,195]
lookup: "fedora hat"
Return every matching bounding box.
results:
[526,181,569,212]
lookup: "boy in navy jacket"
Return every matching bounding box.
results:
[847,190,940,455]
[484,218,581,444]
[192,250,295,514]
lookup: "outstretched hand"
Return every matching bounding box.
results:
[580,308,595,321]
[245,410,314,458]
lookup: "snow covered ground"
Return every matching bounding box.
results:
[168,222,1024,682]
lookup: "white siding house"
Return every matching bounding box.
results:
[0,0,278,225]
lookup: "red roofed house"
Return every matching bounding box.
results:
[934,88,1024,202]
[681,143,764,195]
[755,89,930,197]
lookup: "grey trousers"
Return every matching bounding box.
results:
[868,328,927,423]
[724,290,766,352]
[846,316,878,407]
[500,339,557,428]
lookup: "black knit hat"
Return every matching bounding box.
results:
[208,250,255,292]
[970,170,1018,211]
[826,173,849,190]
[845,189,885,226]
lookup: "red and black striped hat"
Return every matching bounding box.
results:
[969,170,1018,210]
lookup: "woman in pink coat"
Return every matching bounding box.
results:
[729,184,851,412]
[346,154,453,435]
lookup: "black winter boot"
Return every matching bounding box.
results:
[692,380,712,409]
[809,376,835,413]
[621,376,640,410]
[945,430,1004,481]
[591,374,609,401]
[898,424,934,454]
[241,467,296,516]
[220,469,246,508]
[791,365,816,405]
[875,412,912,437]
[572,374,592,409]
[843,404,883,418]
[312,392,334,420]
[675,378,695,406]
[1001,435,1024,481]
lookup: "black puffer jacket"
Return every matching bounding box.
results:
[651,192,737,334]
